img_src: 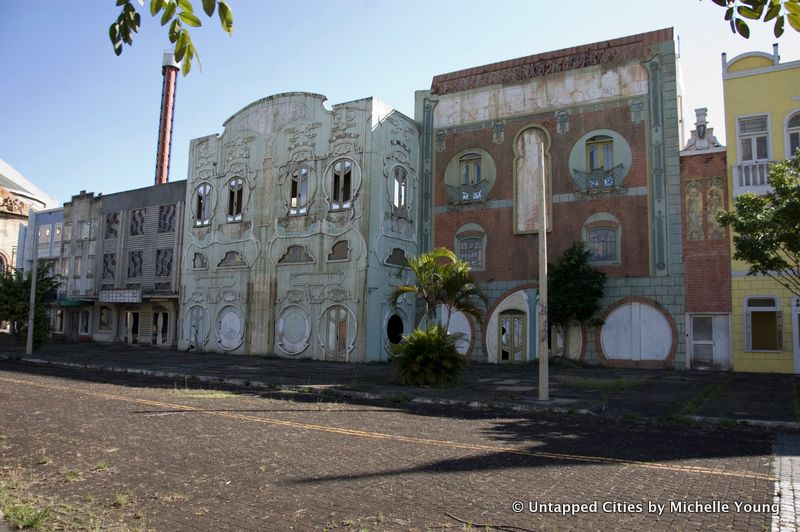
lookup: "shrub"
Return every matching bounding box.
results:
[390,326,466,386]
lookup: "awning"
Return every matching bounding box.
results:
[58,299,94,307]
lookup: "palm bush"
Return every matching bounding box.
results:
[390,325,466,386]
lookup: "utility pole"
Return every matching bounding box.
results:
[537,132,549,401]
[25,257,38,355]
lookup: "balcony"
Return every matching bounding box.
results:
[571,164,625,194]
[446,180,489,205]
[734,161,774,197]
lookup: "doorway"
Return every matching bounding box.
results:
[499,311,526,363]
[689,314,730,370]
[152,311,169,346]
[125,311,140,345]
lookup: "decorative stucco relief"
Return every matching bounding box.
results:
[685,181,703,241]
[706,178,726,240]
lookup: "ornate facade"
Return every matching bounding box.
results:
[179,93,419,360]
[417,28,687,367]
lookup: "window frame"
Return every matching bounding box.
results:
[105,212,120,239]
[454,223,486,272]
[459,153,481,186]
[785,110,800,158]
[331,159,354,211]
[585,135,614,172]
[226,177,244,222]
[290,166,310,216]
[194,183,213,227]
[582,213,622,266]
[391,166,408,210]
[745,296,783,352]
[129,209,146,236]
[736,113,771,164]
[158,204,176,233]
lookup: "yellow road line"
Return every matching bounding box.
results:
[0,374,776,482]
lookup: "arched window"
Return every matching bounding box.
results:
[587,228,617,262]
[290,166,309,215]
[455,223,486,271]
[582,213,622,265]
[787,111,800,158]
[194,183,212,226]
[331,159,353,211]
[227,177,244,222]
[392,166,407,209]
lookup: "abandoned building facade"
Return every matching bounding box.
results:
[21,27,796,371]
[416,29,688,367]
[178,93,419,360]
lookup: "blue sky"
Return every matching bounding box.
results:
[1,1,798,204]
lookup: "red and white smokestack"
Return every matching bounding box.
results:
[155,51,180,185]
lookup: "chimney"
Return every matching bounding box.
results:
[155,51,180,185]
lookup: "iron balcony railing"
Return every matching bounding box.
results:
[446,179,490,204]
[571,164,625,194]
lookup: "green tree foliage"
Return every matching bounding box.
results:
[389,247,488,328]
[548,242,606,355]
[706,0,800,38]
[388,248,487,386]
[390,326,467,386]
[0,262,60,349]
[110,0,234,75]
[717,156,800,297]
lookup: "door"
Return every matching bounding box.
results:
[152,311,168,346]
[324,306,349,362]
[691,316,714,368]
[125,311,140,345]
[499,311,526,363]
[690,314,730,370]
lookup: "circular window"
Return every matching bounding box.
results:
[217,306,244,351]
[386,314,404,344]
[277,305,311,355]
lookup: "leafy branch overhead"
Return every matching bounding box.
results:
[707,0,800,38]
[109,0,233,75]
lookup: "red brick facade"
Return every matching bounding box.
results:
[680,150,731,313]
[434,105,652,283]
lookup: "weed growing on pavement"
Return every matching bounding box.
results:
[171,385,236,399]
[112,494,128,507]
[3,502,51,529]
[91,461,108,472]
[386,393,413,404]
[63,470,82,483]
[557,376,646,394]
[656,413,698,426]
[681,372,734,415]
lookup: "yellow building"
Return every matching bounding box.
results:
[722,44,800,373]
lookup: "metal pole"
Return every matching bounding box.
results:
[537,132,549,401]
[25,257,38,355]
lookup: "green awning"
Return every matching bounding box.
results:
[58,299,94,307]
